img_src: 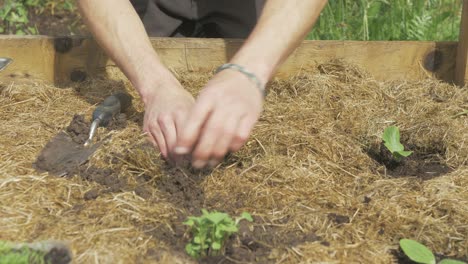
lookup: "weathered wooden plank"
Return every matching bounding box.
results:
[0,36,458,85]
[455,0,468,86]
[0,36,55,82]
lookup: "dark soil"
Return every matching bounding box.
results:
[368,142,452,180]
[328,213,350,225]
[83,188,99,200]
[43,246,72,264]
[34,114,137,197]
[154,169,206,214]
[107,113,128,130]
[64,114,90,144]
[27,8,86,36]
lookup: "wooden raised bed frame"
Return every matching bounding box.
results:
[0,1,467,86]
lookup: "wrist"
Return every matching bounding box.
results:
[228,58,273,84]
[134,68,181,106]
[130,60,181,105]
[215,63,266,98]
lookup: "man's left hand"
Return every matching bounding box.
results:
[174,69,264,169]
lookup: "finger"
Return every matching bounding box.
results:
[173,109,186,136]
[207,114,240,167]
[148,123,168,159]
[191,109,231,169]
[175,96,214,155]
[143,127,157,147]
[158,113,177,159]
[172,109,190,166]
[229,115,255,152]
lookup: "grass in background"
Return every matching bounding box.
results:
[308,0,463,41]
[0,0,463,40]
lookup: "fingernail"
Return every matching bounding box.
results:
[193,160,207,169]
[174,146,189,155]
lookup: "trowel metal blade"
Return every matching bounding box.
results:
[34,131,101,177]
[0,58,12,72]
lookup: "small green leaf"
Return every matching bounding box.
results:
[193,236,201,244]
[212,241,221,250]
[439,259,467,264]
[185,244,199,258]
[383,126,404,152]
[218,224,238,233]
[15,29,25,35]
[205,212,229,224]
[399,239,436,264]
[382,126,412,160]
[241,212,253,222]
[214,227,225,238]
[183,219,195,227]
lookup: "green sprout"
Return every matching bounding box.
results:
[183,210,253,259]
[382,126,413,161]
[399,239,466,264]
[0,240,48,264]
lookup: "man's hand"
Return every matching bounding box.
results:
[142,81,195,161]
[174,70,263,169]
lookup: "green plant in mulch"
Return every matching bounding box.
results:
[0,0,75,35]
[0,240,48,264]
[183,210,253,259]
[399,239,466,264]
[382,125,413,161]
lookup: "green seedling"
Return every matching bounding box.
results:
[382,126,413,161]
[0,240,47,264]
[0,240,72,264]
[399,239,466,264]
[183,210,253,259]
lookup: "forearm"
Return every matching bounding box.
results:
[77,0,176,101]
[231,0,328,83]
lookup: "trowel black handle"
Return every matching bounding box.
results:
[92,92,133,126]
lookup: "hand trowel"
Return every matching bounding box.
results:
[34,92,133,176]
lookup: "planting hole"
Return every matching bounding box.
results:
[367,141,452,180]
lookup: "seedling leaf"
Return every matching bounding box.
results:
[185,244,199,258]
[218,224,238,233]
[183,219,195,227]
[241,212,253,222]
[439,259,467,264]
[205,212,229,224]
[212,241,221,250]
[399,239,436,264]
[383,126,404,151]
[382,126,413,160]
[184,210,254,259]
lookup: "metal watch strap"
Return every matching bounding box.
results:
[215,63,266,98]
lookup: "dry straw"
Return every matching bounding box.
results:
[0,61,466,263]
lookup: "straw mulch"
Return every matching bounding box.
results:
[0,62,467,264]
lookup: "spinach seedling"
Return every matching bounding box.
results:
[183,210,253,259]
[400,239,466,264]
[382,126,413,161]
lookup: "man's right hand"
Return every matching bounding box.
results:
[141,81,195,161]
